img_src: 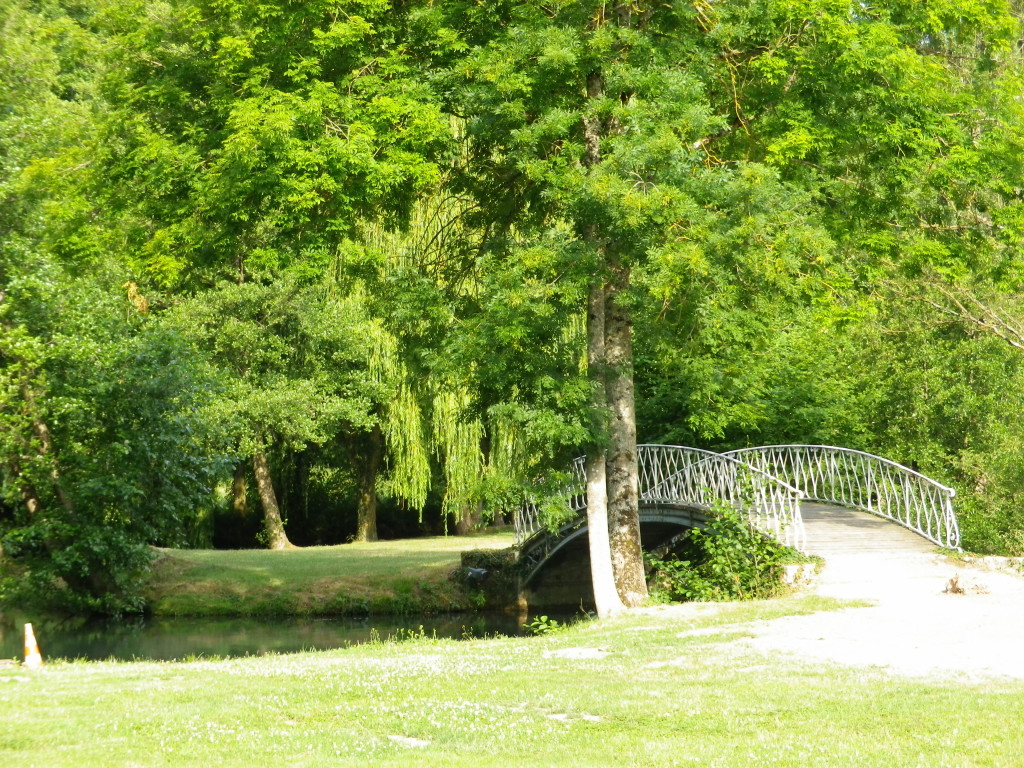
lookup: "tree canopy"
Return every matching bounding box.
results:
[3,0,1024,614]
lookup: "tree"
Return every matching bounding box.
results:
[425,1,812,609]
[33,0,584,548]
[0,259,227,613]
[72,0,467,544]
[167,280,379,548]
[423,0,1019,611]
[0,0,229,613]
[83,0,452,288]
[341,189,594,541]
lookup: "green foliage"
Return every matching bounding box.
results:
[646,507,790,602]
[84,0,452,287]
[343,190,595,525]
[455,547,519,608]
[0,258,228,614]
[523,614,566,635]
[3,0,1024,618]
[167,280,377,457]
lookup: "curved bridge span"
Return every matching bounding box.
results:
[722,445,959,549]
[515,444,958,586]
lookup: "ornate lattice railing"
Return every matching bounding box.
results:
[639,445,805,550]
[514,445,805,550]
[514,456,587,545]
[723,445,960,549]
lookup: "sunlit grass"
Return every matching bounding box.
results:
[1,596,1020,767]
[145,532,516,616]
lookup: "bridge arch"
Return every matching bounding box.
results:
[514,446,806,586]
[722,445,959,549]
[637,445,805,550]
[517,502,715,587]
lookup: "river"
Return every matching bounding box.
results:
[0,611,577,662]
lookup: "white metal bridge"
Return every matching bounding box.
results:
[515,445,959,585]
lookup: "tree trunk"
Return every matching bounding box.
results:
[231,460,249,519]
[19,484,44,517]
[586,281,625,618]
[252,451,291,549]
[582,65,633,615]
[354,425,383,542]
[605,264,647,606]
[455,501,484,536]
[582,71,604,167]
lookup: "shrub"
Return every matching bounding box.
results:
[645,505,790,602]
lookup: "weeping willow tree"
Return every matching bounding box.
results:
[433,386,485,533]
[334,191,489,539]
[335,178,599,542]
[359,317,430,540]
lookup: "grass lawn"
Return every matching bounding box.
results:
[1,595,1020,767]
[145,532,516,616]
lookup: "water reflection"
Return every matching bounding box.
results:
[0,611,575,662]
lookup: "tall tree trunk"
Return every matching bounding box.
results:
[582,66,630,615]
[582,63,644,611]
[582,71,604,167]
[586,281,625,618]
[354,425,383,542]
[455,501,484,536]
[231,460,249,520]
[252,451,291,549]
[605,264,647,606]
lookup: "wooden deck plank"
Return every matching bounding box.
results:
[801,502,937,556]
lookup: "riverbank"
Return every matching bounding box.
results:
[3,595,1023,767]
[143,532,519,617]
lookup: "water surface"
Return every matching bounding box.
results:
[0,611,572,662]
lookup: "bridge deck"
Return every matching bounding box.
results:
[800,502,944,602]
[801,502,937,556]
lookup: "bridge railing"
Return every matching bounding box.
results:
[639,445,805,551]
[514,457,587,545]
[722,445,960,549]
[514,446,805,551]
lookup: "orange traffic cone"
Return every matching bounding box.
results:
[23,623,42,669]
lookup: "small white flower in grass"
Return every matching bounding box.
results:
[387,735,430,748]
[543,647,610,660]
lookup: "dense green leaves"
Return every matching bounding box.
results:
[0,258,227,613]
[4,0,1024,612]
[168,281,377,456]
[78,0,453,286]
[646,505,791,602]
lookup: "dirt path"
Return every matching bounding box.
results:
[742,544,1024,681]
[638,506,1024,681]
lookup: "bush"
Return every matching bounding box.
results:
[645,505,790,602]
[0,268,229,616]
[454,547,520,609]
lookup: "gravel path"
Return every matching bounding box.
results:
[639,505,1024,681]
[742,550,1024,681]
